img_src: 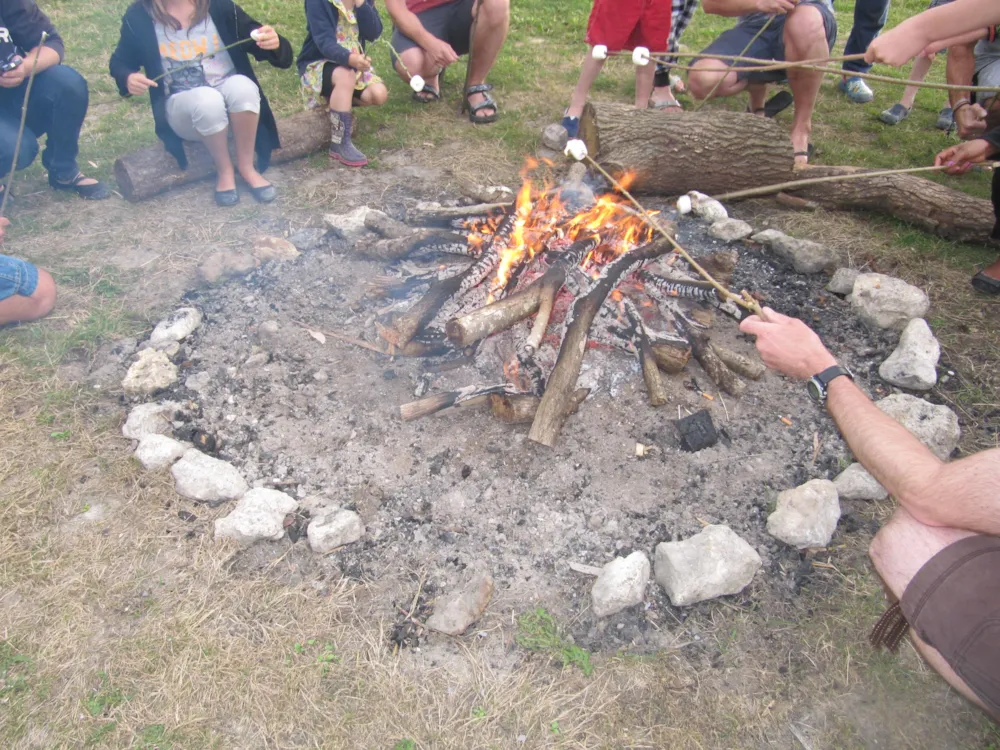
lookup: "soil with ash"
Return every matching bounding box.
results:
[130,204,903,661]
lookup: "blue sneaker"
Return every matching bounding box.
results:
[839,76,874,104]
[561,114,580,138]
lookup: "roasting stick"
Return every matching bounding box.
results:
[150,35,255,83]
[694,15,776,111]
[0,32,47,220]
[575,152,765,318]
[377,39,428,93]
[712,163,1000,202]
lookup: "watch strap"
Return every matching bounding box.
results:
[814,365,853,388]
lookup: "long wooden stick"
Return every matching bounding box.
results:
[0,32,47,220]
[693,16,775,111]
[151,37,254,82]
[712,163,1000,202]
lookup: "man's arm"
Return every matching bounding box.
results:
[384,0,436,50]
[740,308,1000,536]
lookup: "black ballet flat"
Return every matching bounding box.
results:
[214,189,240,207]
[249,184,276,204]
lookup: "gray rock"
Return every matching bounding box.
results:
[752,229,835,274]
[591,551,650,617]
[307,509,364,553]
[171,449,249,505]
[149,307,203,346]
[876,393,960,460]
[541,123,569,151]
[833,462,888,501]
[135,434,189,470]
[252,236,301,263]
[257,320,282,350]
[826,267,860,295]
[878,318,940,391]
[323,206,376,240]
[122,401,180,440]
[198,250,259,285]
[654,524,762,606]
[152,340,181,358]
[470,185,515,204]
[766,479,841,549]
[122,349,179,395]
[214,488,298,545]
[426,570,494,635]
[708,218,754,242]
[184,371,211,394]
[687,191,728,222]
[851,273,930,330]
[243,352,270,369]
[288,228,328,252]
[535,146,563,162]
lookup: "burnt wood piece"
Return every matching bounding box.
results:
[624,298,667,407]
[488,388,589,424]
[364,211,412,239]
[408,202,512,226]
[382,214,514,349]
[651,341,692,374]
[686,326,747,397]
[528,238,672,448]
[399,383,510,422]
[362,230,470,262]
[676,409,718,452]
[710,344,766,380]
[114,109,328,202]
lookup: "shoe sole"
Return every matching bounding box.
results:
[329,153,368,168]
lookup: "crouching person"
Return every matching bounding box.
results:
[0,219,55,326]
[109,0,293,207]
[298,0,388,167]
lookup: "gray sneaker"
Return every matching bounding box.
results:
[935,106,954,131]
[879,103,910,125]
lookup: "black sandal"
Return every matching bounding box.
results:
[463,83,499,124]
[745,91,793,118]
[793,144,816,163]
[971,269,1000,295]
[49,172,111,200]
[412,83,440,103]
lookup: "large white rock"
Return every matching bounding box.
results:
[851,274,930,330]
[766,479,841,549]
[252,236,301,263]
[591,551,650,617]
[878,318,940,391]
[148,307,203,346]
[876,393,960,460]
[687,191,728,222]
[122,401,180,440]
[751,229,835,274]
[826,267,860,295]
[426,570,494,635]
[135,434,189,470]
[171,450,248,504]
[323,206,375,240]
[307,509,364,553]
[708,218,754,242]
[654,525,762,607]
[833,462,888,501]
[214,488,298,545]
[122,349,178,395]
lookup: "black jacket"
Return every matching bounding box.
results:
[0,0,64,61]
[296,0,382,76]
[109,0,293,171]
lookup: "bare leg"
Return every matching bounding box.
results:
[358,82,389,107]
[0,267,56,326]
[900,53,934,110]
[228,110,269,189]
[466,0,510,117]
[396,47,441,101]
[783,5,830,164]
[566,55,606,118]
[982,256,1000,280]
[200,128,236,192]
[688,59,746,100]
[328,66,357,112]
[634,61,656,109]
[869,507,996,718]
[747,82,767,113]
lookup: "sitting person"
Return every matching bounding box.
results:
[740,309,999,721]
[0,218,56,326]
[687,0,837,165]
[109,0,292,206]
[562,0,672,136]
[385,0,508,123]
[650,0,699,111]
[0,0,109,203]
[298,0,388,167]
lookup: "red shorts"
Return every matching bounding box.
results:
[585,0,671,53]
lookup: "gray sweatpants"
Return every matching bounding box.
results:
[165,74,260,141]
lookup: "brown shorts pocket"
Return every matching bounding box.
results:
[953,619,1000,715]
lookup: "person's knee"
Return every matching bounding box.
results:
[40,65,89,109]
[0,133,40,172]
[224,75,260,114]
[687,63,726,99]
[477,0,510,26]
[398,48,430,78]
[29,268,56,319]
[366,83,389,106]
[784,6,826,48]
[331,65,356,87]
[190,89,229,135]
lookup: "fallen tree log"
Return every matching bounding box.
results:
[114,109,329,202]
[580,102,995,242]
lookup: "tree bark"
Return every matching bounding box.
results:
[114,109,329,202]
[580,102,795,196]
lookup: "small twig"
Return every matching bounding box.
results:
[693,16,775,111]
[581,154,764,317]
[0,32,47,220]
[377,38,413,79]
[406,570,427,619]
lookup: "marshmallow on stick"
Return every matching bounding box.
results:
[250,28,262,41]
[632,47,650,66]
[592,44,609,60]
[410,74,426,93]
[564,139,588,161]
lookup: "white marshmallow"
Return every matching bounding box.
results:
[564,139,588,161]
[632,47,650,66]
[250,29,262,41]
[676,194,692,215]
[409,74,426,93]
[592,45,609,60]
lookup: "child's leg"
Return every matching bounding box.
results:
[0,262,55,327]
[900,53,933,110]
[634,60,656,108]
[566,55,606,119]
[165,86,235,192]
[357,82,389,107]
[217,75,269,190]
[326,65,369,167]
[747,82,767,113]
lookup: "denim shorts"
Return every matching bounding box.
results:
[0,253,39,301]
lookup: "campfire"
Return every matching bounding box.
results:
[342,160,764,447]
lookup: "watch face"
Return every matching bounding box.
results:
[807,378,823,403]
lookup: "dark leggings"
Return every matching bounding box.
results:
[992,167,1000,241]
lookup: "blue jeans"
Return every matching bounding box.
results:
[0,65,89,183]
[842,0,891,75]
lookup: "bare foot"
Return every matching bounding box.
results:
[791,129,811,166]
[467,90,496,119]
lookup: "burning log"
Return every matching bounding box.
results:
[488,388,589,424]
[529,237,672,448]
[623,299,668,407]
[364,211,412,239]
[408,202,511,226]
[710,344,766,381]
[400,383,512,422]
[382,215,514,348]
[362,230,470,263]
[115,109,328,202]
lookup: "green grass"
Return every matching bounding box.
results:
[515,607,594,676]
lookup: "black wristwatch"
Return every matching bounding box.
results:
[807,365,854,404]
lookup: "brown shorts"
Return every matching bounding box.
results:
[901,534,1000,716]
